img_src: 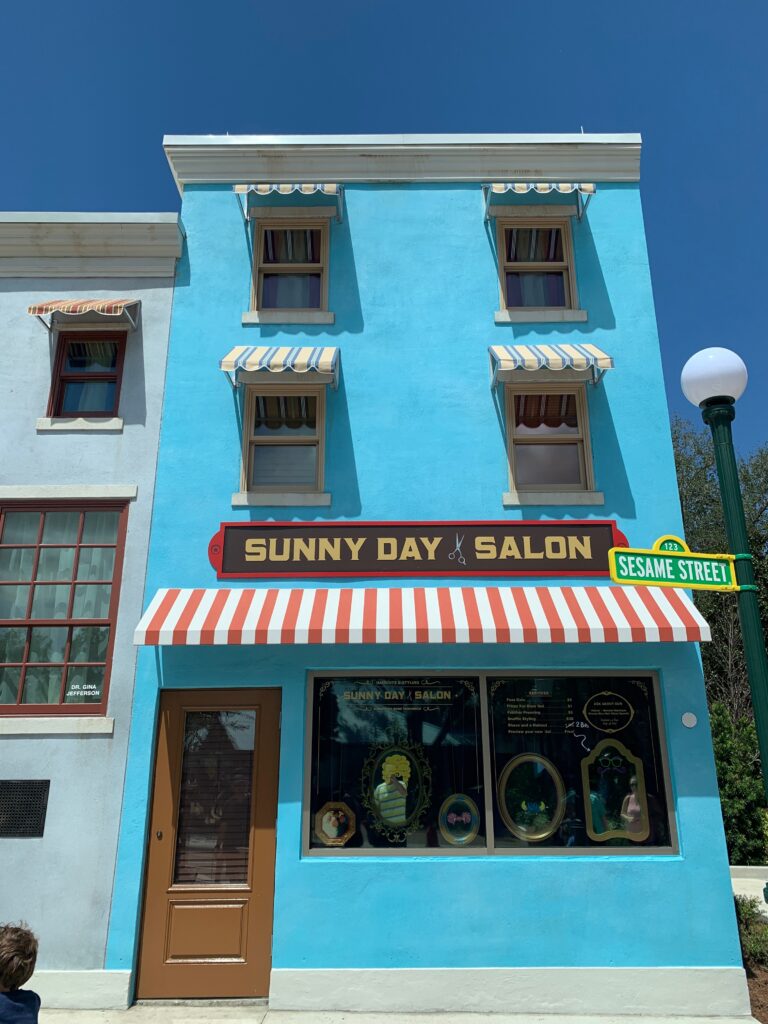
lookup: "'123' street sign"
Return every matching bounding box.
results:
[608,535,737,592]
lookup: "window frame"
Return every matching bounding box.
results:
[495,216,579,314]
[240,383,327,495]
[504,381,595,494]
[0,500,128,716]
[47,331,127,419]
[302,670,678,858]
[251,219,330,315]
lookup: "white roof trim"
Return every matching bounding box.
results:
[163,133,642,192]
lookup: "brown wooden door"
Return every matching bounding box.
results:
[136,689,280,998]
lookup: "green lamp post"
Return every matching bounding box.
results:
[681,347,768,798]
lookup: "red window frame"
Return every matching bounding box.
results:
[0,501,128,716]
[47,331,127,418]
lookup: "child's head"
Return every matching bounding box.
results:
[0,924,38,992]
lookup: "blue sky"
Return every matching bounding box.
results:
[2,0,765,451]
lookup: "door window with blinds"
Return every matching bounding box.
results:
[48,332,127,417]
[174,710,257,884]
[252,222,329,312]
[505,384,594,492]
[0,503,126,714]
[495,219,578,311]
[241,385,326,493]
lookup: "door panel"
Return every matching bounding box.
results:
[137,689,280,998]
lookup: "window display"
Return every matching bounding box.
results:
[309,676,485,849]
[306,674,674,854]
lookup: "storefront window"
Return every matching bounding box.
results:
[306,674,674,855]
[488,676,672,849]
[309,677,485,850]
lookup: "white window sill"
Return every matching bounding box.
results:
[232,491,332,507]
[494,309,588,323]
[242,311,335,325]
[36,417,124,433]
[503,490,605,507]
[0,716,114,736]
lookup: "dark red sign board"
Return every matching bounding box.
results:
[208,520,628,580]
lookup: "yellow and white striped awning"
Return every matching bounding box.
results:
[220,345,339,387]
[234,183,340,196]
[489,183,596,195]
[489,343,613,385]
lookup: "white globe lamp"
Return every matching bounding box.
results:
[680,347,748,407]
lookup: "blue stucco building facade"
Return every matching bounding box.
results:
[106,135,749,1015]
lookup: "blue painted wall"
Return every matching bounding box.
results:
[107,181,741,974]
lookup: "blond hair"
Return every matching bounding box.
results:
[381,753,411,784]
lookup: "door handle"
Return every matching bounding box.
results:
[155,830,163,840]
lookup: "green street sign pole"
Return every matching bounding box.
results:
[702,397,768,801]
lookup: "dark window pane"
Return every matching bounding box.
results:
[514,394,579,436]
[253,395,317,436]
[42,512,80,544]
[309,678,485,850]
[0,585,30,619]
[0,549,35,582]
[22,666,63,704]
[70,625,109,663]
[261,273,321,309]
[173,710,257,883]
[506,271,566,308]
[82,511,120,544]
[36,548,75,581]
[488,676,672,849]
[0,667,21,704]
[64,341,118,373]
[505,227,563,263]
[0,628,26,662]
[76,547,116,581]
[72,584,111,619]
[262,228,321,264]
[250,445,317,488]
[64,665,105,704]
[1,513,40,544]
[30,584,71,619]
[60,381,116,415]
[29,626,67,663]
[514,443,581,487]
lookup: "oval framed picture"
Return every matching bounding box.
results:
[497,753,566,842]
[438,793,481,846]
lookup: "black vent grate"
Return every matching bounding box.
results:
[0,780,50,837]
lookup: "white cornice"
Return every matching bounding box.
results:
[162,133,642,192]
[0,214,184,259]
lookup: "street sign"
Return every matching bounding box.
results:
[608,535,737,592]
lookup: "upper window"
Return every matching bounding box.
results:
[252,223,329,314]
[48,332,126,418]
[495,218,580,316]
[505,385,593,493]
[241,385,326,494]
[0,504,127,714]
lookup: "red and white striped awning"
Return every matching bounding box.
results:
[135,585,709,646]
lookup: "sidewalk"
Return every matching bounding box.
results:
[39,1008,761,1024]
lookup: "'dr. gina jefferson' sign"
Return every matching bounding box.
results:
[208,520,628,579]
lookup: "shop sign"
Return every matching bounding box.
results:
[208,520,628,579]
[608,534,737,592]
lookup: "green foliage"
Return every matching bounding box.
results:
[710,703,767,864]
[735,895,768,969]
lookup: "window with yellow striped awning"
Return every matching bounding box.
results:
[27,298,140,330]
[489,343,613,386]
[220,345,339,387]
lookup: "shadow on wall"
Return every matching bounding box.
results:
[243,201,364,339]
[490,377,636,521]
[486,212,615,338]
[246,365,362,522]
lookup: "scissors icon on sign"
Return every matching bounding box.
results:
[449,533,467,566]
